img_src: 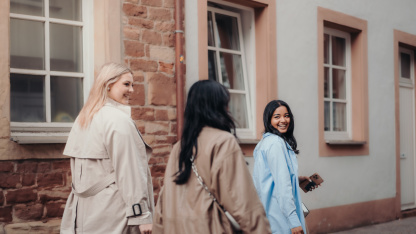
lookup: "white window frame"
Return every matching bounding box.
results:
[323,27,352,141]
[399,47,415,88]
[9,0,94,144]
[207,2,256,139]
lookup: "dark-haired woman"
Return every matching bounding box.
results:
[153,80,271,234]
[252,100,307,234]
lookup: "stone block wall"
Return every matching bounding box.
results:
[122,0,178,200]
[0,159,71,233]
[0,0,180,233]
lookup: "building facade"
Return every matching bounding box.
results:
[0,0,415,233]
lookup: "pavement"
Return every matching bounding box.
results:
[331,216,416,234]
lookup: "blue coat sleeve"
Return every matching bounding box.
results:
[265,138,301,229]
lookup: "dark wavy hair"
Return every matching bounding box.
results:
[174,80,236,184]
[263,100,299,154]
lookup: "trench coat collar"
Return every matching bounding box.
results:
[105,98,131,116]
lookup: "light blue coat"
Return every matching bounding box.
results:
[252,133,306,234]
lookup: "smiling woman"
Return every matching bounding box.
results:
[108,72,134,105]
[253,100,308,234]
[61,63,154,234]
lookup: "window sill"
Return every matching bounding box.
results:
[10,122,72,144]
[238,139,260,144]
[325,140,366,145]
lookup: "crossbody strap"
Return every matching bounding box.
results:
[190,156,242,231]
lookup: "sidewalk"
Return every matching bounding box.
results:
[331,216,416,234]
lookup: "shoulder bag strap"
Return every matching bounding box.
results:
[190,156,242,231]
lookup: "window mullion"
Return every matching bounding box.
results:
[45,0,51,123]
[328,36,333,132]
[236,14,252,130]
[211,12,223,84]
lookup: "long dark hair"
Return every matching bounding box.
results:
[174,80,236,184]
[263,100,299,154]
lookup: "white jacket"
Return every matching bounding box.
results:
[61,99,154,234]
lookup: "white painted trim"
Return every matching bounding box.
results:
[323,27,352,141]
[9,0,94,144]
[208,5,255,139]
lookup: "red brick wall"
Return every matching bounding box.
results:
[0,159,71,232]
[122,0,178,201]
[0,0,180,232]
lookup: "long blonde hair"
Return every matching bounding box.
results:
[77,62,132,128]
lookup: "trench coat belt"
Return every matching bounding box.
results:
[71,172,116,198]
[71,172,150,215]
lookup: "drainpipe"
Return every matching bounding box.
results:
[174,0,185,140]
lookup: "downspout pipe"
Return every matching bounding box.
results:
[174,0,185,140]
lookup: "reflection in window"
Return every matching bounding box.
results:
[400,52,411,79]
[10,74,46,122]
[51,76,83,122]
[323,28,350,133]
[10,0,84,123]
[207,7,251,129]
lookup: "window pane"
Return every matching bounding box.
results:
[50,0,82,21]
[324,101,330,131]
[229,93,248,128]
[208,11,215,47]
[10,74,45,122]
[400,52,411,79]
[220,52,244,90]
[332,69,346,99]
[333,102,346,131]
[332,36,346,66]
[10,19,45,70]
[324,34,329,64]
[51,76,83,122]
[208,50,219,81]
[215,13,240,51]
[50,23,83,72]
[324,67,329,98]
[10,0,44,16]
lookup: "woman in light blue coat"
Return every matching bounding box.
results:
[253,100,308,234]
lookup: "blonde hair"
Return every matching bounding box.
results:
[77,62,132,128]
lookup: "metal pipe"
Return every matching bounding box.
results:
[174,0,184,140]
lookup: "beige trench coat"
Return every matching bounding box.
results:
[61,99,154,234]
[153,127,271,234]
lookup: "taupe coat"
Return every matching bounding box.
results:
[61,99,154,234]
[153,127,271,234]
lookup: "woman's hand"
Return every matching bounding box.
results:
[291,226,304,234]
[139,224,152,234]
[298,176,310,185]
[299,175,318,191]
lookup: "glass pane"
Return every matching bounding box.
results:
[324,67,329,98]
[324,101,330,131]
[50,23,82,72]
[208,11,215,47]
[333,102,346,131]
[208,50,218,82]
[10,0,44,16]
[332,36,346,66]
[400,52,411,79]
[324,34,329,64]
[219,52,244,90]
[51,76,83,122]
[215,13,240,51]
[10,19,45,70]
[332,69,346,99]
[10,74,45,122]
[50,0,82,21]
[229,93,248,128]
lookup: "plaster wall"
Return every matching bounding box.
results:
[276,0,416,209]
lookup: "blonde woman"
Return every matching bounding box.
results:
[61,63,154,234]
